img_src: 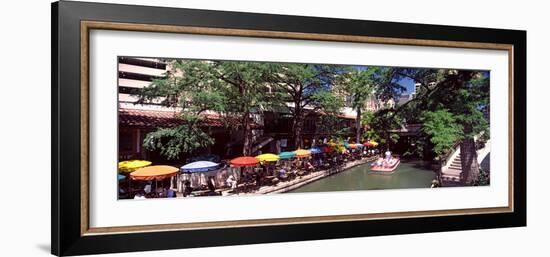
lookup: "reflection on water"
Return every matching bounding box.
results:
[288,160,436,193]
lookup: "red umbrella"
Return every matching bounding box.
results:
[321,146,333,153]
[363,141,373,147]
[230,156,260,167]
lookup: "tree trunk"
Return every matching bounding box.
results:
[242,113,252,156]
[293,114,304,149]
[459,137,480,184]
[355,107,362,144]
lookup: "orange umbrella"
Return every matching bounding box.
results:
[294,149,311,158]
[230,156,259,167]
[130,165,179,181]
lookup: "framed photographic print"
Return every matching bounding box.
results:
[51,1,526,256]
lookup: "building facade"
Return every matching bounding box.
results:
[118,57,393,162]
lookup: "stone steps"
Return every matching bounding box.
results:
[442,154,462,183]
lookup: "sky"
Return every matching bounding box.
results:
[397,77,415,94]
[353,65,415,95]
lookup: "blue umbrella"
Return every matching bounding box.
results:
[310,147,322,155]
[180,161,220,173]
[117,174,126,180]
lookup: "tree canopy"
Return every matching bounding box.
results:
[134,58,489,182]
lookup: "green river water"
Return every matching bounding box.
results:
[288,160,436,193]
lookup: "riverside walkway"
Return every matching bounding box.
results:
[226,156,378,196]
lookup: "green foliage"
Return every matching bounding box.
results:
[311,90,347,141]
[134,58,490,163]
[142,124,214,160]
[468,167,490,186]
[375,69,490,161]
[336,68,375,110]
[139,60,282,157]
[310,90,344,114]
[369,67,407,102]
[316,115,349,141]
[366,109,402,148]
[421,109,463,155]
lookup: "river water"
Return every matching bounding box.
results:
[288,160,436,193]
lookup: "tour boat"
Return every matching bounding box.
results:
[370,158,401,173]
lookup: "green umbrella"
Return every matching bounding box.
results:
[279,151,296,159]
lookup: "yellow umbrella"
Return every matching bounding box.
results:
[256,153,280,162]
[294,149,311,158]
[118,160,152,173]
[369,140,379,147]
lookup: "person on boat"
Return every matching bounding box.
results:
[385,150,392,161]
[373,157,384,167]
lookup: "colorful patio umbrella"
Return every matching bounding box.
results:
[321,146,333,153]
[256,153,280,162]
[118,160,152,173]
[180,161,220,173]
[230,156,260,167]
[309,147,322,155]
[294,149,311,158]
[279,151,296,159]
[363,140,379,147]
[130,165,179,181]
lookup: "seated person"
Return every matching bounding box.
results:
[143,183,152,194]
[373,158,384,167]
[306,161,314,171]
[278,168,287,179]
[166,189,176,198]
[133,191,146,200]
[226,175,237,190]
[183,180,193,197]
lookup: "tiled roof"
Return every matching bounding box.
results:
[118,108,262,129]
[119,108,183,128]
